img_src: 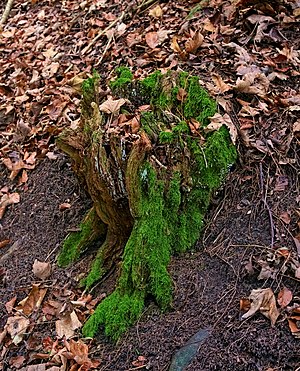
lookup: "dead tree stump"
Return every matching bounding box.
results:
[56,68,237,340]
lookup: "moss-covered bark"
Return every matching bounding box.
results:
[57,68,237,340]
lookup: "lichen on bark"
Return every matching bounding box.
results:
[56,67,237,341]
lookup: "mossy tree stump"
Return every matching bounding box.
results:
[57,68,237,340]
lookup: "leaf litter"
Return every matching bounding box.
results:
[0,0,300,369]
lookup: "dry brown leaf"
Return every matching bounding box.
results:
[59,202,71,211]
[6,315,30,345]
[240,298,251,311]
[5,296,17,314]
[279,211,291,225]
[277,287,293,308]
[287,318,300,335]
[241,288,280,326]
[149,5,163,18]
[212,74,231,93]
[176,88,187,102]
[56,310,82,339]
[0,239,10,249]
[0,193,20,219]
[206,113,237,144]
[295,267,300,279]
[185,30,204,53]
[32,259,51,280]
[10,355,25,369]
[293,119,300,138]
[99,97,127,115]
[145,30,170,49]
[16,284,48,316]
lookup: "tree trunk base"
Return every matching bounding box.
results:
[57,68,237,340]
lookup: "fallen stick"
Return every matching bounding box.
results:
[81,11,125,56]
[0,0,14,28]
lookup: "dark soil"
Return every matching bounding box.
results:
[1,151,299,370]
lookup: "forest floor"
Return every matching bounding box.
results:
[0,0,300,370]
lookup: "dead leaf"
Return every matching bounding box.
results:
[0,239,10,249]
[56,310,82,339]
[176,88,187,102]
[10,355,26,369]
[5,296,17,313]
[274,175,288,191]
[279,211,291,225]
[0,193,20,219]
[6,315,30,345]
[16,284,48,316]
[185,30,204,53]
[241,288,280,326]
[293,119,300,138]
[240,298,251,311]
[149,5,163,18]
[206,113,237,144]
[145,30,170,49]
[59,202,71,211]
[295,266,300,279]
[99,97,127,115]
[132,355,147,367]
[32,260,51,280]
[277,287,293,308]
[257,261,275,280]
[212,74,231,93]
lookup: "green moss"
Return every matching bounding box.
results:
[110,66,133,91]
[81,69,237,341]
[83,290,145,340]
[80,250,105,290]
[57,210,95,267]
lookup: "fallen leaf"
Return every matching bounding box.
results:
[185,30,204,53]
[277,287,293,308]
[279,211,291,225]
[149,5,163,18]
[206,113,237,144]
[241,288,280,326]
[59,202,71,211]
[145,30,170,49]
[0,239,10,249]
[5,296,17,313]
[32,260,51,280]
[0,193,20,219]
[99,97,127,115]
[16,284,48,316]
[274,175,288,191]
[176,88,187,102]
[10,355,25,369]
[240,298,251,311]
[6,315,30,345]
[56,310,82,339]
[212,74,231,93]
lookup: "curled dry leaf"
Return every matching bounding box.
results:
[205,113,237,144]
[149,5,163,18]
[56,310,82,339]
[32,259,51,280]
[212,74,232,93]
[59,202,71,211]
[0,192,20,219]
[277,287,293,308]
[241,288,280,326]
[16,284,48,316]
[6,315,30,345]
[185,30,204,53]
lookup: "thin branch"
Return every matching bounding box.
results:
[0,0,14,28]
[81,11,125,56]
[259,162,275,248]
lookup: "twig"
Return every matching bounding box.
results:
[94,34,114,67]
[259,162,275,248]
[0,0,14,28]
[81,11,125,55]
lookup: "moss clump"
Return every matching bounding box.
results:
[57,208,105,267]
[109,66,133,91]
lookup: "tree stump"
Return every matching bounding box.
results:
[56,68,237,340]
